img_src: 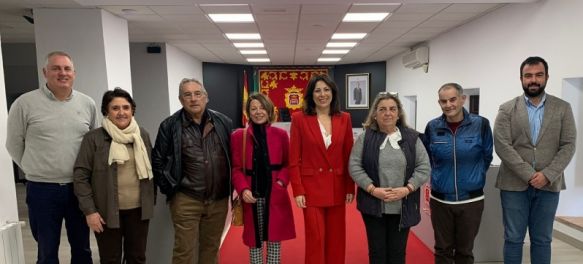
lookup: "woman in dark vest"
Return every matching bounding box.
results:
[349,92,430,264]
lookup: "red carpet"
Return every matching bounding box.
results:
[220,189,434,263]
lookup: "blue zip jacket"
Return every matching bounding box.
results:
[423,108,493,201]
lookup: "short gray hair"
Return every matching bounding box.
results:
[438,82,463,96]
[44,51,74,69]
[178,78,207,97]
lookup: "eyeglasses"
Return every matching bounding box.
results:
[181,91,205,98]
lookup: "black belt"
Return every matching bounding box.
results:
[431,189,483,200]
[245,164,283,176]
[28,181,72,186]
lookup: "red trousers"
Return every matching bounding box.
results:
[303,205,346,264]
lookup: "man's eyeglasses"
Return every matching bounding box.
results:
[182,91,205,98]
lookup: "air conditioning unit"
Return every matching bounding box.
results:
[402,46,429,69]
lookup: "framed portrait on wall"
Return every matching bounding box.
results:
[346,73,370,109]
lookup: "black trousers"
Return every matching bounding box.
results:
[361,213,410,264]
[94,208,149,264]
[430,199,484,264]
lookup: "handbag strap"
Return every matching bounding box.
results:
[242,128,247,171]
[233,128,247,203]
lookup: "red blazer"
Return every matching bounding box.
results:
[231,125,296,246]
[289,111,355,207]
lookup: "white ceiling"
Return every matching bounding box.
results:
[0,0,536,65]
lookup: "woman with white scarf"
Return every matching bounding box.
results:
[74,88,154,264]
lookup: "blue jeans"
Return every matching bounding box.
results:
[26,181,92,264]
[500,186,559,264]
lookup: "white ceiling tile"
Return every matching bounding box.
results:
[429,12,479,21]
[215,23,259,33]
[255,14,298,23]
[149,5,202,15]
[101,5,155,15]
[122,14,164,21]
[445,3,501,13]
[336,22,379,33]
[299,13,343,25]
[396,3,449,14]
[160,14,209,22]
[301,4,350,15]
[417,19,461,28]
[386,12,435,22]
[251,4,299,15]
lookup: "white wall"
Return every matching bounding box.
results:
[34,8,132,105]
[561,78,582,216]
[130,43,169,139]
[165,43,203,113]
[0,35,20,224]
[386,0,583,216]
[102,10,132,94]
[130,43,203,263]
[34,8,109,103]
[129,43,174,264]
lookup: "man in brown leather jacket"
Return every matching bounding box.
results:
[152,78,234,264]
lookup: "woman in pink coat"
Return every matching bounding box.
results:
[231,93,296,264]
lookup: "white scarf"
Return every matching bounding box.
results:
[380,127,402,150]
[102,117,153,180]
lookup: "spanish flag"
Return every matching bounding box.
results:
[242,70,249,126]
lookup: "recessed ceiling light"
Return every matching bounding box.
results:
[331,33,367,40]
[326,42,357,48]
[209,14,254,23]
[318,58,341,62]
[240,50,267,54]
[233,42,264,48]
[226,33,261,40]
[247,58,270,62]
[343,13,390,22]
[322,49,350,54]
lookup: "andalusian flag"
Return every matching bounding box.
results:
[242,70,249,126]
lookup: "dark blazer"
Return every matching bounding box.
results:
[289,111,355,207]
[494,94,576,192]
[74,127,155,229]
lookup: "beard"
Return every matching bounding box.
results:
[522,82,546,97]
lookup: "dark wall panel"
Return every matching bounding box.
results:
[334,61,386,127]
[203,61,386,128]
[202,62,253,128]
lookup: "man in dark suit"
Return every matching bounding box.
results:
[353,83,362,105]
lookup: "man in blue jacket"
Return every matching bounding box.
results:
[424,83,493,264]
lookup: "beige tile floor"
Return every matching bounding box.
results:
[15,183,583,264]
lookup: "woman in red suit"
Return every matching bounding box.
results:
[231,93,296,264]
[289,74,355,264]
